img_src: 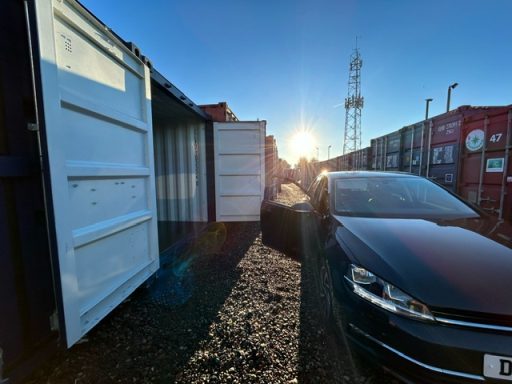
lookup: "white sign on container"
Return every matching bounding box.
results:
[486,158,505,173]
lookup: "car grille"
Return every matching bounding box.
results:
[432,309,512,332]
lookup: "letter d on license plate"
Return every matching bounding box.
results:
[484,354,512,380]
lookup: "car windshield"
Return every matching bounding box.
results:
[333,176,480,219]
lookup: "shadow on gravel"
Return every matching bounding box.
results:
[25,222,259,384]
[297,245,354,384]
[297,242,397,384]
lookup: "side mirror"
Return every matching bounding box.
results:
[291,201,313,212]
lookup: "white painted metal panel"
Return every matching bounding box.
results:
[214,121,266,221]
[218,154,262,174]
[33,0,159,346]
[219,176,262,195]
[217,130,262,154]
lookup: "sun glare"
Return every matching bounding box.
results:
[290,130,316,161]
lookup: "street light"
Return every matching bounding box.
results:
[315,147,319,161]
[327,145,332,160]
[425,98,433,120]
[446,82,458,112]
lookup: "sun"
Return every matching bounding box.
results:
[290,130,316,161]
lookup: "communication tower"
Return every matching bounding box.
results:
[343,43,364,154]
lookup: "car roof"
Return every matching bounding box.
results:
[327,171,420,179]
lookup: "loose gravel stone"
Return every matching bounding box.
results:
[24,185,397,384]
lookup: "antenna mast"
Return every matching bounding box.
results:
[343,40,364,155]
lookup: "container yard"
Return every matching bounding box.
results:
[309,105,512,221]
[2,0,512,383]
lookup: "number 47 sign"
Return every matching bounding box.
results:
[490,133,503,143]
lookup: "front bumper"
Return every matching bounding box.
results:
[338,287,512,384]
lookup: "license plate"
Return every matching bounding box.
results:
[484,354,512,380]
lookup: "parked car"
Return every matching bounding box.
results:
[261,171,512,383]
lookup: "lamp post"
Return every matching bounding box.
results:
[315,147,319,161]
[327,145,332,160]
[425,98,433,120]
[446,82,458,112]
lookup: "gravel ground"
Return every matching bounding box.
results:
[25,184,397,384]
[274,183,309,205]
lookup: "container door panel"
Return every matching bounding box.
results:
[429,144,458,191]
[479,185,502,215]
[459,109,512,219]
[486,113,508,152]
[459,115,486,205]
[214,121,266,221]
[33,0,159,346]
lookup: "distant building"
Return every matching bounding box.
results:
[200,102,239,122]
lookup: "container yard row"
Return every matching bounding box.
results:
[307,105,512,221]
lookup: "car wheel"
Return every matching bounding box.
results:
[319,257,334,324]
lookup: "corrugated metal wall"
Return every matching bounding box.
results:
[153,118,208,223]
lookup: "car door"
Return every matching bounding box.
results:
[261,199,312,256]
[261,176,326,256]
[305,175,330,256]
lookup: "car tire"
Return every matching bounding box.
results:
[319,257,334,325]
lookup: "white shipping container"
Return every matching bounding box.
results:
[33,0,159,346]
[214,121,266,221]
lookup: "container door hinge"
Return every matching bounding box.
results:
[27,122,39,132]
[49,311,59,332]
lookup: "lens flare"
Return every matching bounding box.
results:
[289,129,316,161]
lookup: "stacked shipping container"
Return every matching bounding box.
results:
[371,131,401,171]
[328,105,512,221]
[351,147,371,170]
[427,110,463,191]
[317,106,512,220]
[400,122,426,176]
[310,147,371,176]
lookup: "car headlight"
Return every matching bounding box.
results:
[345,264,435,322]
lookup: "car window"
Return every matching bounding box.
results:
[274,182,309,207]
[333,176,479,219]
[309,175,328,211]
[316,178,329,213]
[307,176,322,198]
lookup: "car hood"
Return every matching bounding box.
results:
[333,215,512,316]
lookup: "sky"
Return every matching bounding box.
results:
[81,0,512,165]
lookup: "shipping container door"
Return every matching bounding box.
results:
[459,110,512,218]
[214,121,266,221]
[32,0,159,346]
